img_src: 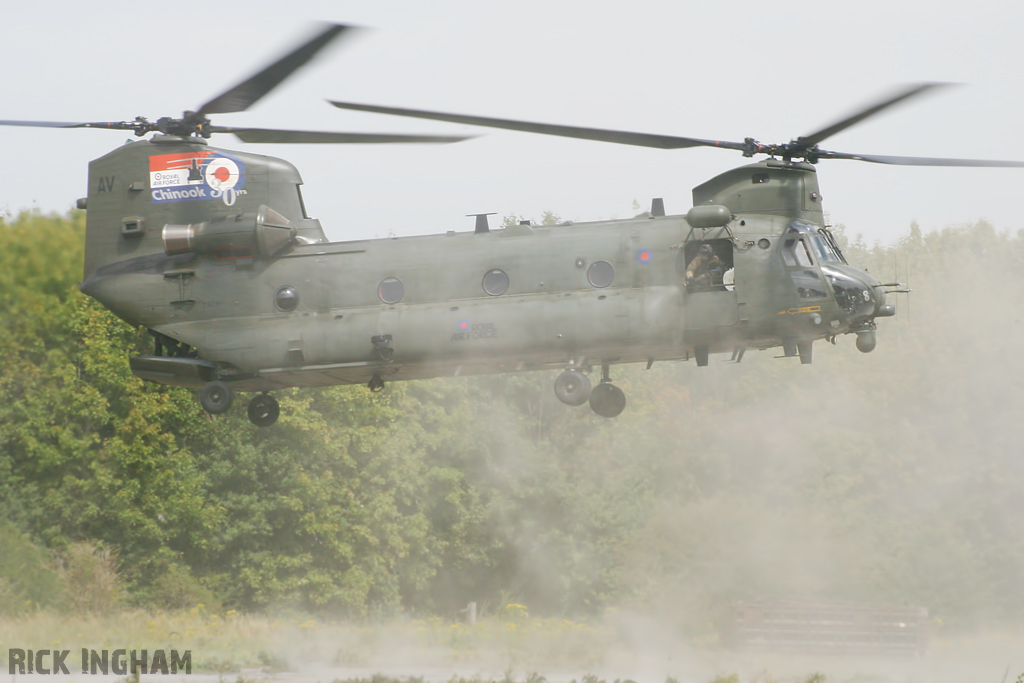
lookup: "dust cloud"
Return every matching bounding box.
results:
[247,222,1024,682]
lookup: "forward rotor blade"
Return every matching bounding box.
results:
[210,125,474,144]
[0,119,135,130]
[798,83,951,147]
[818,149,1024,167]
[330,100,745,151]
[199,23,353,115]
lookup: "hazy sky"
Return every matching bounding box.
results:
[4,0,1023,245]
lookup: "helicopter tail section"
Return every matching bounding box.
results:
[81,139,167,283]
[82,137,326,280]
[78,137,326,327]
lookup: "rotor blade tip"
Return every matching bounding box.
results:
[317,21,364,36]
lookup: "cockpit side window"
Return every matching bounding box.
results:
[791,269,829,299]
[782,238,828,299]
[782,240,796,267]
[782,238,814,267]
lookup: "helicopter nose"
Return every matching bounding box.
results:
[866,282,896,319]
[821,265,887,325]
[874,288,896,318]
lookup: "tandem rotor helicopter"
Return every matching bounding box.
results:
[5,23,1022,426]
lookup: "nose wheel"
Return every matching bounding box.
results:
[247,393,280,427]
[590,363,626,418]
[199,380,234,414]
[553,368,592,406]
[553,362,626,418]
[589,381,626,418]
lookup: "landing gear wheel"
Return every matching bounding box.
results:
[554,369,592,406]
[199,380,234,414]
[589,382,626,418]
[247,393,280,427]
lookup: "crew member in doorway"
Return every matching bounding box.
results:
[685,244,723,291]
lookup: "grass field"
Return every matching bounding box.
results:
[0,606,609,673]
[2,608,1023,683]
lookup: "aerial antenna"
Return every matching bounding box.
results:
[881,254,913,324]
[467,212,496,234]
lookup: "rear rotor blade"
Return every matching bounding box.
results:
[798,83,951,147]
[818,149,1024,167]
[330,100,745,151]
[199,23,353,115]
[210,125,474,144]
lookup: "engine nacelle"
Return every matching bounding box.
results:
[162,205,296,258]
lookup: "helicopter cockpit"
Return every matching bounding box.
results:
[783,220,888,331]
[781,223,832,300]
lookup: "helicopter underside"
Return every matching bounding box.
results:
[130,292,813,410]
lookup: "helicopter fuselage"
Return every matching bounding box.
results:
[12,24,1023,424]
[78,137,889,399]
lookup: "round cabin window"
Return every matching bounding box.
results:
[378,277,404,304]
[482,269,509,296]
[587,260,615,288]
[275,285,299,312]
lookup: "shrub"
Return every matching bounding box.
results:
[132,563,219,611]
[0,521,62,614]
[58,541,123,614]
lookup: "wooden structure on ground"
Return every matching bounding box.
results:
[720,597,929,656]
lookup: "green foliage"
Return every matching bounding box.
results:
[500,211,562,228]
[57,541,123,614]
[130,562,219,610]
[0,520,62,614]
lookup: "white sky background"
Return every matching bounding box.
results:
[3,0,1023,245]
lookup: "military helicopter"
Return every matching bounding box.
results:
[5,24,1022,427]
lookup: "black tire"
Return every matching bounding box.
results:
[247,393,280,427]
[589,382,626,418]
[199,380,234,414]
[554,369,592,406]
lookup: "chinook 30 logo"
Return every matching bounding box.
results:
[149,151,247,205]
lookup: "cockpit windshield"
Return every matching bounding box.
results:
[786,221,846,265]
[809,233,842,263]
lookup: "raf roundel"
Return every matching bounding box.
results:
[205,156,241,191]
[636,249,652,264]
[458,320,470,331]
